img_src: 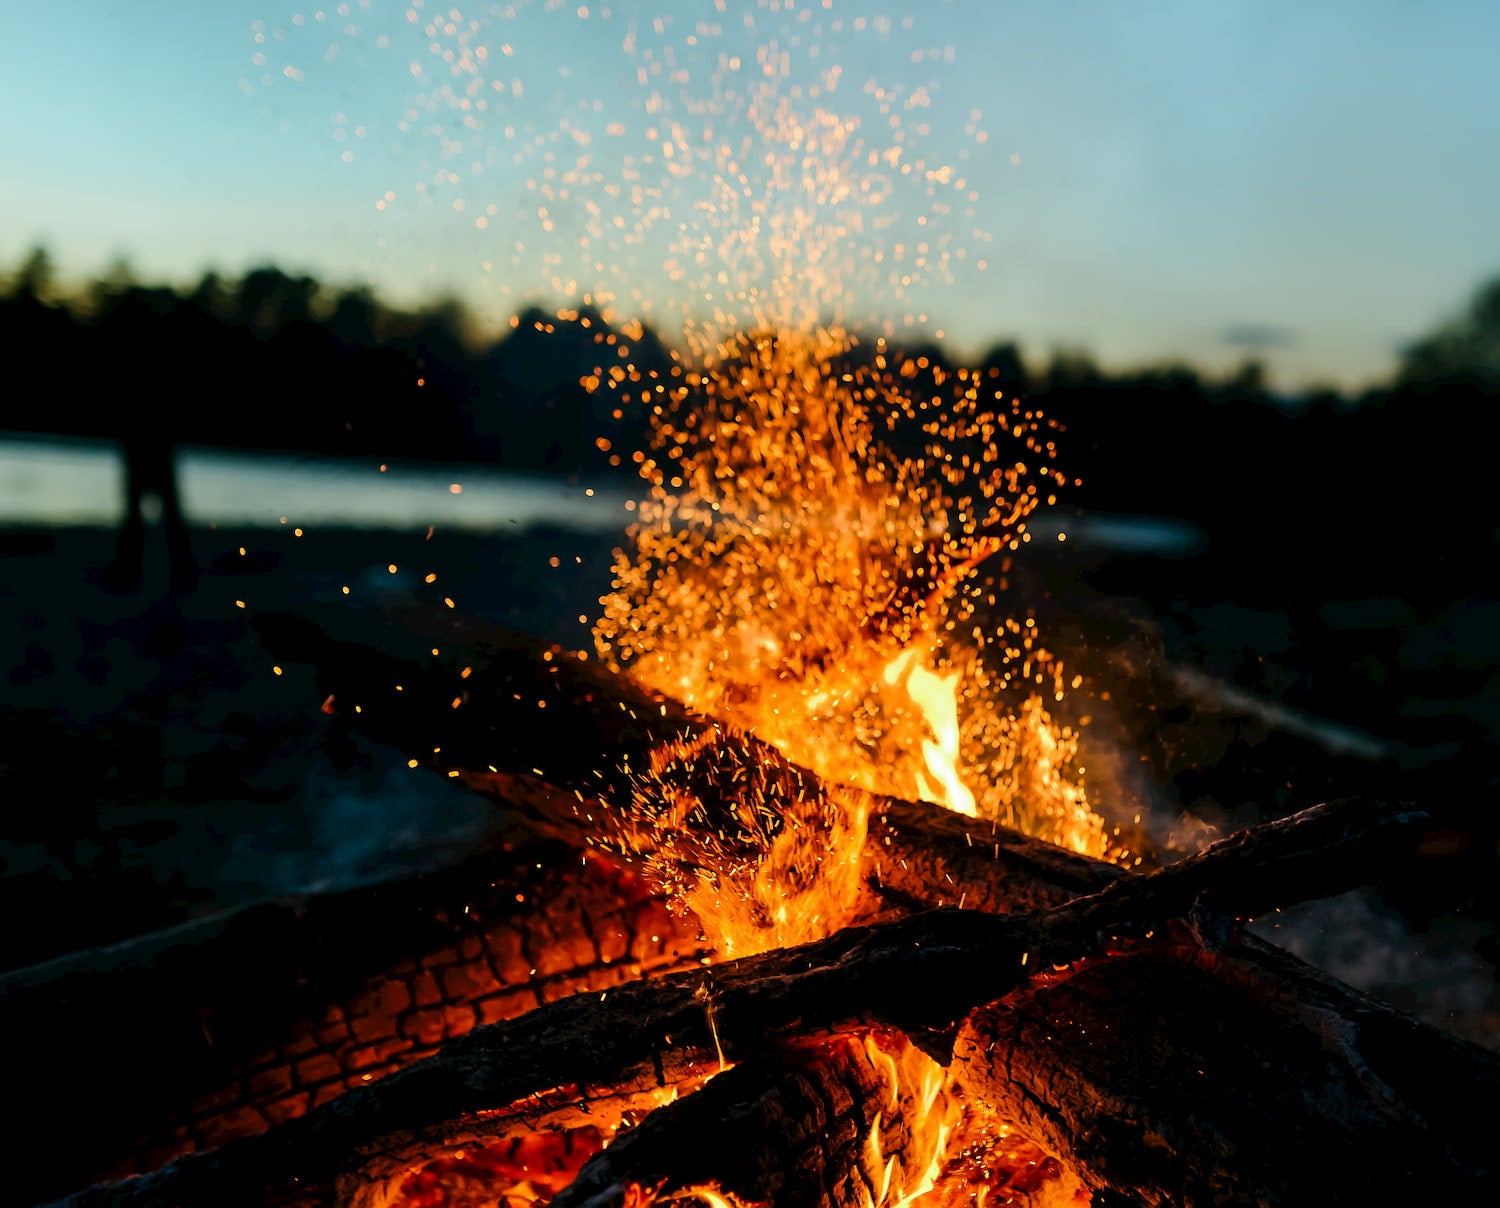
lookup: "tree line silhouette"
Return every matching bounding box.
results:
[2,246,1496,590]
[0,247,674,474]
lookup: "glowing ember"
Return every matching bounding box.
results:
[617,724,873,958]
[392,1129,604,1208]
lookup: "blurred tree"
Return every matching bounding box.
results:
[329,286,381,346]
[411,293,474,356]
[188,270,230,322]
[85,256,138,319]
[980,340,1029,398]
[1042,347,1101,391]
[1397,275,1500,391]
[234,266,319,337]
[1223,358,1269,401]
[1135,363,1205,395]
[10,245,57,303]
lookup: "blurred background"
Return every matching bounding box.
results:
[1,1,1497,1044]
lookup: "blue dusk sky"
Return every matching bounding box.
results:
[1,0,1497,388]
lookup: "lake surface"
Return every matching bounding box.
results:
[0,434,630,533]
[0,434,1203,554]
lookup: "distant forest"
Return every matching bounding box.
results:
[2,246,1497,572]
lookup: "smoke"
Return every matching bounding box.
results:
[1251,888,1500,1051]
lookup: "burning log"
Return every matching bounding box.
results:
[10,604,1109,1208]
[1,839,698,1206]
[251,609,1121,917]
[544,1032,956,1208]
[54,796,1493,1208]
[32,611,1486,1206]
[539,1031,1084,1208]
[240,611,1500,1202]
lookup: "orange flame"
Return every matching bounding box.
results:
[860,1033,963,1208]
[593,326,1110,878]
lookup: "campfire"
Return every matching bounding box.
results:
[24,322,1498,1208]
[15,7,1498,1205]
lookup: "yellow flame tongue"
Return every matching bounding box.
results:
[861,1033,962,1208]
[881,648,976,817]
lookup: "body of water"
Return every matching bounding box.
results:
[0,434,1204,555]
[0,434,631,533]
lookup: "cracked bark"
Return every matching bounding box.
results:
[2,840,700,1205]
[953,934,1500,1204]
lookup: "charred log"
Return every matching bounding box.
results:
[251,609,1124,912]
[52,911,978,1208]
[953,935,1500,1204]
[547,1032,940,1208]
[2,840,698,1205]
[53,798,1476,1208]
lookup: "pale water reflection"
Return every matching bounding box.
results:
[0,435,630,532]
[0,435,1204,554]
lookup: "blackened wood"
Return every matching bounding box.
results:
[3,841,697,1206]
[51,797,1451,1208]
[952,937,1500,1204]
[251,610,1125,909]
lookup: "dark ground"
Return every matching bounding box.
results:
[2,513,1497,1047]
[0,520,616,971]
